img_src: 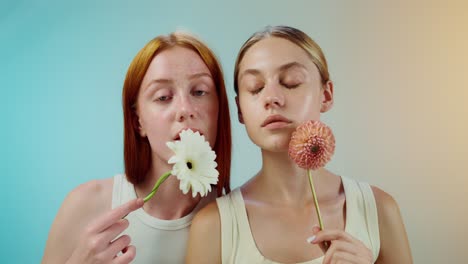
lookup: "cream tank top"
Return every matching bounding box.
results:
[112,174,216,264]
[216,176,380,264]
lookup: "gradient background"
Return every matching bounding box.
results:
[1,0,467,263]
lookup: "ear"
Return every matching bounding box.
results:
[320,80,334,113]
[235,96,244,124]
[134,108,147,137]
[138,119,147,137]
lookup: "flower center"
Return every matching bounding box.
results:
[310,145,320,154]
[187,161,193,169]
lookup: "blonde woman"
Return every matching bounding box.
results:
[187,26,411,264]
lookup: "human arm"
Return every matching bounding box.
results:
[308,186,412,264]
[41,179,143,264]
[372,186,412,264]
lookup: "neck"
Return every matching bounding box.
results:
[247,149,334,205]
[134,157,202,220]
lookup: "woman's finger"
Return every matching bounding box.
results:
[307,225,328,252]
[323,241,356,264]
[112,245,136,264]
[310,229,353,244]
[101,234,132,260]
[325,251,358,264]
[91,198,143,233]
[101,218,130,243]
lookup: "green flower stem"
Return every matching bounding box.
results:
[308,169,324,230]
[143,171,172,203]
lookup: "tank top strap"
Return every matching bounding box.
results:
[341,176,380,262]
[230,189,255,234]
[217,188,261,263]
[216,190,237,263]
[111,174,124,208]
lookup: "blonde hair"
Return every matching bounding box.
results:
[234,25,330,94]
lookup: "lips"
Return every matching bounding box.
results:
[173,128,203,140]
[261,114,292,128]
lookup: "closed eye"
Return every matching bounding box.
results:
[251,86,264,94]
[281,81,301,89]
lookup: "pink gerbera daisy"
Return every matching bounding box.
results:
[288,120,335,170]
[288,120,335,237]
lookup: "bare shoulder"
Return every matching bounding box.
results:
[56,178,114,224]
[186,201,222,264]
[42,177,114,263]
[191,200,221,238]
[370,186,413,263]
[370,186,404,239]
[371,185,400,215]
[67,178,114,213]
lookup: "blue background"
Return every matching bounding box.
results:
[1,1,467,263]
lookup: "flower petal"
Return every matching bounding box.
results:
[288,120,335,170]
[167,129,219,197]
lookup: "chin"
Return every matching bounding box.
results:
[203,134,216,149]
[258,137,290,152]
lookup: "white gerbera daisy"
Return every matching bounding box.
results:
[166,129,219,197]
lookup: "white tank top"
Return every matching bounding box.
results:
[216,176,380,264]
[112,174,216,264]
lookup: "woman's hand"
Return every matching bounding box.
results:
[308,226,373,264]
[67,198,144,264]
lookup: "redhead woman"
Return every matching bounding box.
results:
[42,31,231,264]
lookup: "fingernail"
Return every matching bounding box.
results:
[306,235,316,243]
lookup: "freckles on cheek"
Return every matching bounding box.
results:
[201,100,219,116]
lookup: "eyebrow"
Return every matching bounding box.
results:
[239,62,307,81]
[145,79,172,91]
[188,72,212,80]
[144,72,212,91]
[278,62,307,72]
[238,69,261,82]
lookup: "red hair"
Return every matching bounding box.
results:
[122,32,231,196]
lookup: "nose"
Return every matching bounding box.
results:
[263,84,285,110]
[175,95,196,122]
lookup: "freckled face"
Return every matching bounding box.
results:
[136,46,219,162]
